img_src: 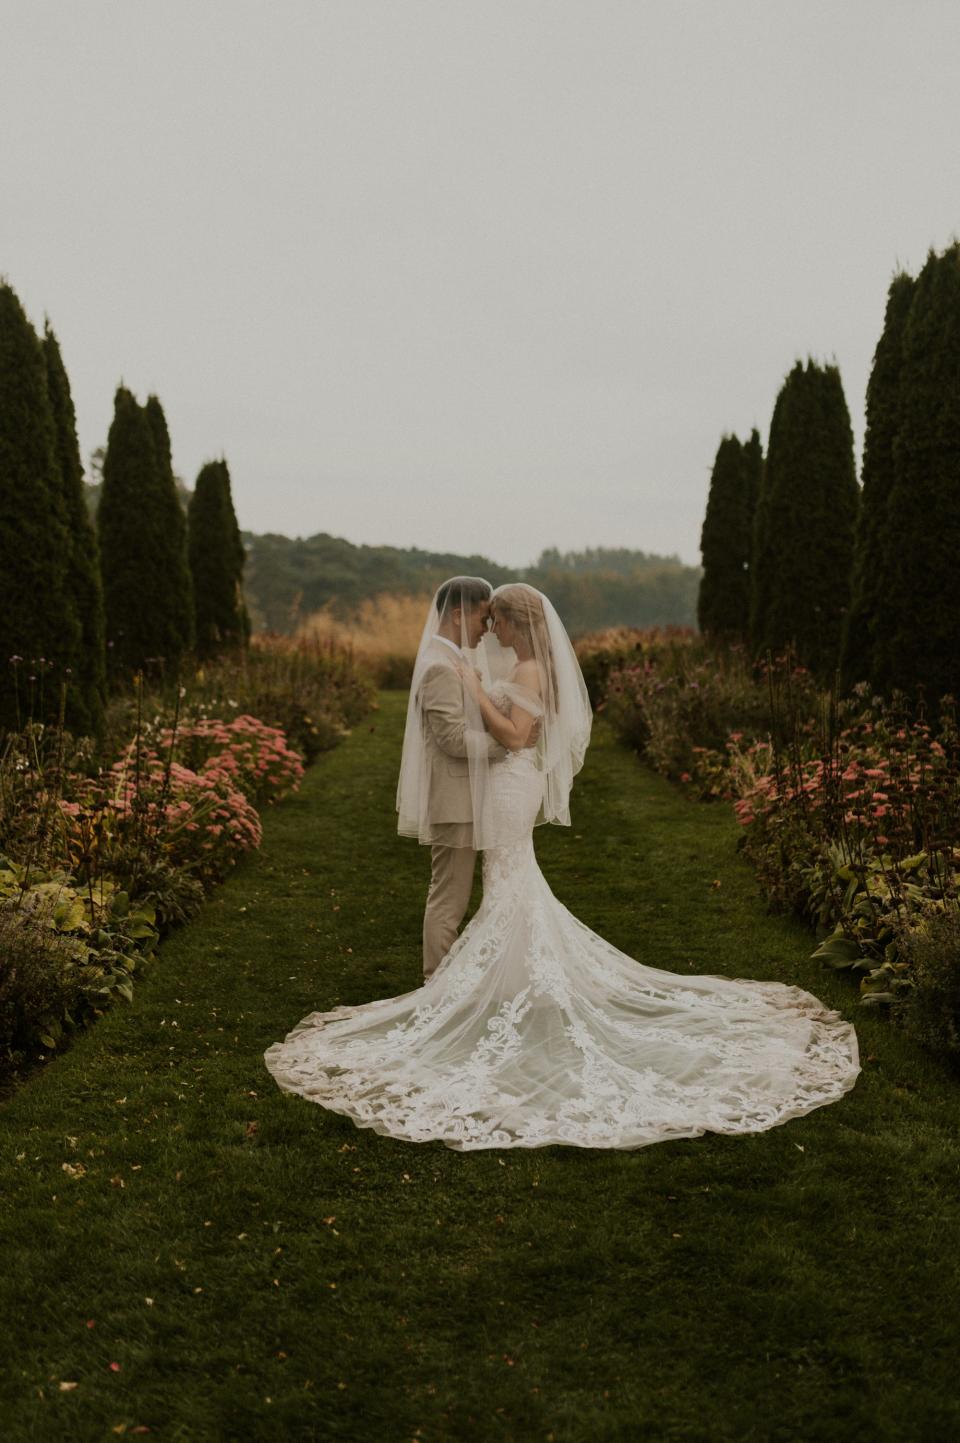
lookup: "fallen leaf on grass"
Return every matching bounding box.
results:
[62,1162,86,1179]
[110,1175,125,1188]
[244,1121,258,1139]
[59,1381,79,1391]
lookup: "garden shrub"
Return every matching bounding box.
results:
[587,629,960,1058]
[891,903,960,1066]
[0,904,82,1074]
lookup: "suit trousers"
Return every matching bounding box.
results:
[423,844,477,978]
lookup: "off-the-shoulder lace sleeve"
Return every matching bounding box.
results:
[497,679,544,717]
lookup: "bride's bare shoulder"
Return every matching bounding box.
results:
[510,659,543,695]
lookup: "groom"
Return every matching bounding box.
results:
[414,576,505,979]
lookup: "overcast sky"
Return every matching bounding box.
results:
[3,1,958,568]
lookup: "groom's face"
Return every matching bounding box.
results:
[462,600,492,649]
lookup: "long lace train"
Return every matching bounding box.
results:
[263,824,860,1151]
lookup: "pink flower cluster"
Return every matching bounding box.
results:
[731,724,955,857]
[49,713,305,889]
[156,714,304,802]
[106,745,263,880]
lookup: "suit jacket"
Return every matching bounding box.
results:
[417,641,505,847]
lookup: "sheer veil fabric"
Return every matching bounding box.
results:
[395,575,500,851]
[395,578,592,851]
[264,583,861,1151]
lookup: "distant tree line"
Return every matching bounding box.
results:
[239,533,700,638]
[697,239,960,703]
[0,277,248,733]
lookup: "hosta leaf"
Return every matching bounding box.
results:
[53,896,87,932]
[811,934,862,966]
[110,891,130,919]
[126,921,158,940]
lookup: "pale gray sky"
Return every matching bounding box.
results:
[3,0,958,568]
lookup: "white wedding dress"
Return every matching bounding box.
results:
[264,685,861,1150]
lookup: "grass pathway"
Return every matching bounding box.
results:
[2,693,958,1442]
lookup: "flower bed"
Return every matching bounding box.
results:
[0,638,374,1088]
[588,631,960,1061]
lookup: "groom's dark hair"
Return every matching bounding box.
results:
[435,576,492,619]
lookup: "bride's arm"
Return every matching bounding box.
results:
[458,664,541,752]
[419,664,504,759]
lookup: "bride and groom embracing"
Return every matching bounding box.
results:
[265,576,860,1151]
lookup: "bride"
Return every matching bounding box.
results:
[264,581,860,1150]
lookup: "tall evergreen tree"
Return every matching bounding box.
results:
[98,387,158,676]
[750,359,859,677]
[841,271,916,691]
[0,281,80,729]
[750,390,788,652]
[144,394,194,656]
[188,459,250,657]
[882,243,960,701]
[697,433,752,639]
[42,321,106,733]
[99,387,192,677]
[742,427,764,575]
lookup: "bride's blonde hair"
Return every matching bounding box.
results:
[492,585,558,707]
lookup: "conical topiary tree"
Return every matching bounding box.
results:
[742,427,764,578]
[697,433,753,639]
[750,388,789,652]
[144,394,194,657]
[0,280,80,728]
[98,386,158,676]
[750,358,859,677]
[841,271,916,692]
[882,242,960,702]
[188,459,250,657]
[42,320,106,734]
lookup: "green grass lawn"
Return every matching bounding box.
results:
[2,692,958,1443]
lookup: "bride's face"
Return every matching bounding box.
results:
[490,606,515,648]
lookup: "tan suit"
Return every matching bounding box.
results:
[418,641,504,978]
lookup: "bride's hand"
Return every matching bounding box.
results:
[455,659,484,702]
